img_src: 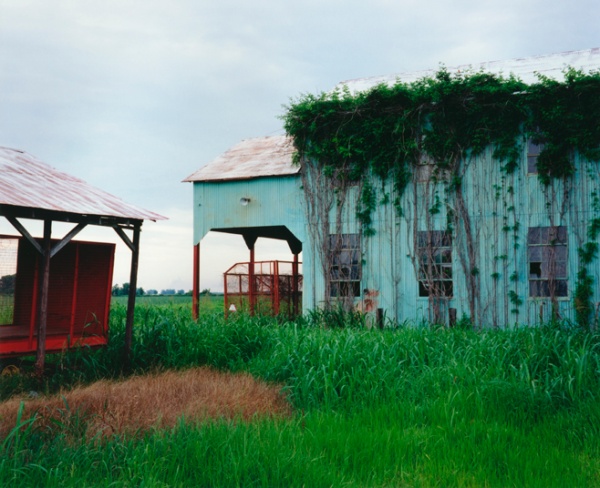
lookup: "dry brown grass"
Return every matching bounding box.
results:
[0,367,292,437]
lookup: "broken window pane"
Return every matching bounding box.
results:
[529,262,542,279]
[417,230,452,298]
[528,226,568,298]
[329,233,361,298]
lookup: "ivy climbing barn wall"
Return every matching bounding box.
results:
[284,57,600,327]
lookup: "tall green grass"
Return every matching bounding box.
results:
[2,304,600,486]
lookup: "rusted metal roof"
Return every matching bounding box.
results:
[336,47,600,93]
[0,147,166,221]
[184,135,298,183]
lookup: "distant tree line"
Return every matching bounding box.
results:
[159,289,192,296]
[0,274,16,295]
[111,283,194,297]
[111,283,145,297]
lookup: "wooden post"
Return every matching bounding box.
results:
[292,253,299,317]
[449,307,457,327]
[273,261,280,316]
[249,246,255,315]
[124,223,141,371]
[192,243,200,320]
[34,219,52,377]
[377,308,384,330]
[224,273,229,317]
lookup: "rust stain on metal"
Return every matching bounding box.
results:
[0,147,166,221]
[184,135,298,183]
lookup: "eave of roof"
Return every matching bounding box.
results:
[0,147,166,222]
[335,47,600,94]
[184,135,299,183]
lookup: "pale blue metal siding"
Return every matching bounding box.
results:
[325,144,600,326]
[190,141,600,326]
[192,174,319,310]
[192,175,305,244]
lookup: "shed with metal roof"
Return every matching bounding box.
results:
[184,136,305,317]
[0,147,166,373]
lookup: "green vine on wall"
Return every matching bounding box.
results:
[574,190,600,328]
[283,66,600,323]
[284,67,600,232]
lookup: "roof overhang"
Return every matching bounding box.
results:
[184,135,299,183]
[0,146,166,223]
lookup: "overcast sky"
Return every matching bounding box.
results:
[1,0,599,292]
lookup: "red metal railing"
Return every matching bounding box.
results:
[224,260,302,317]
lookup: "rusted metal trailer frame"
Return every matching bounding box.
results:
[224,259,302,317]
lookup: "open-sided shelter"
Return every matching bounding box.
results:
[0,147,166,373]
[184,136,304,318]
[188,48,600,328]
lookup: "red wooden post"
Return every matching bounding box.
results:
[273,261,280,316]
[249,247,255,315]
[223,273,229,317]
[192,243,200,320]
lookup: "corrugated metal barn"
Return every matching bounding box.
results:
[187,48,600,327]
[0,147,165,373]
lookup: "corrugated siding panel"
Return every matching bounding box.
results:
[193,175,305,242]
[194,139,600,326]
[193,174,313,307]
[324,145,600,326]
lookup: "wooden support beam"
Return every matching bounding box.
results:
[34,219,52,377]
[6,216,87,259]
[123,222,141,371]
[50,222,87,258]
[113,225,135,252]
[6,215,43,254]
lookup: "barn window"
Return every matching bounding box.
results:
[329,234,361,297]
[527,139,544,174]
[417,231,453,297]
[528,226,568,297]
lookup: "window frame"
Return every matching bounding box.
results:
[527,138,544,175]
[527,226,568,298]
[417,230,453,298]
[328,233,362,298]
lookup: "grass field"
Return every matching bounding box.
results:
[111,293,224,311]
[0,294,14,325]
[1,303,600,486]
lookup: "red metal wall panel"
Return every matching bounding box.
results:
[1,237,115,358]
